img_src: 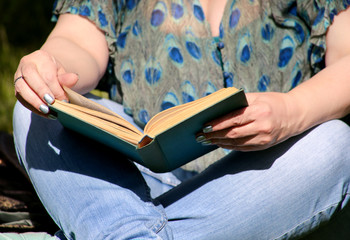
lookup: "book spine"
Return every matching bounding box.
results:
[136,137,169,173]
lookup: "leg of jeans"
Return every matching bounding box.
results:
[14,96,350,240]
[158,120,350,240]
[13,99,174,240]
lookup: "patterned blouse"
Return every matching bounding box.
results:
[53,0,349,171]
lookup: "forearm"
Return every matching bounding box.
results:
[41,36,102,94]
[40,14,109,94]
[287,55,350,135]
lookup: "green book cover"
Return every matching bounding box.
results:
[49,88,248,173]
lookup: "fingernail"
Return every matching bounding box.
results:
[196,135,206,143]
[62,99,69,103]
[43,94,54,104]
[201,140,212,146]
[203,125,213,133]
[48,114,57,120]
[39,104,49,114]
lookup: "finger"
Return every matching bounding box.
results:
[20,62,57,105]
[217,144,264,152]
[36,65,72,102]
[206,123,277,150]
[204,107,249,132]
[14,75,50,115]
[204,121,258,140]
[210,135,257,147]
[58,72,79,89]
[203,105,258,134]
[14,76,24,85]
[52,55,78,92]
[15,92,47,118]
[18,51,62,102]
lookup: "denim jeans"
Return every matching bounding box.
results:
[12,95,350,240]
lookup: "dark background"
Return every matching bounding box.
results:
[0,0,56,133]
[0,0,55,50]
[0,0,59,234]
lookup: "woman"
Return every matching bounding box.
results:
[13,0,350,239]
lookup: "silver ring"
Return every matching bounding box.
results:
[14,76,24,85]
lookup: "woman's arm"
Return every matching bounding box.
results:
[14,13,109,116]
[41,13,109,93]
[199,8,350,151]
[287,7,350,134]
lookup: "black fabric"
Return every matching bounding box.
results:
[0,131,57,234]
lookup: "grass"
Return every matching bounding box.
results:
[0,25,30,133]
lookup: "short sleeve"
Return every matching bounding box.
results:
[52,0,121,57]
[296,0,349,73]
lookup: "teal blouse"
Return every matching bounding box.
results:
[53,0,349,171]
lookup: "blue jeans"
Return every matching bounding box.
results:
[13,96,350,240]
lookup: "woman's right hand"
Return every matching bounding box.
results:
[14,49,79,117]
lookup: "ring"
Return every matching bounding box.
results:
[14,76,24,85]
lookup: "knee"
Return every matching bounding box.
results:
[306,120,350,184]
[315,120,350,159]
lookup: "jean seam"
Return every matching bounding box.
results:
[152,217,168,234]
[138,165,170,236]
[141,201,168,236]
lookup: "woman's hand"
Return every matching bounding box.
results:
[14,49,79,117]
[13,13,109,118]
[197,7,350,152]
[197,92,298,151]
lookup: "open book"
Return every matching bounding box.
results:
[49,87,248,172]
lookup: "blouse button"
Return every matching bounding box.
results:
[217,41,225,50]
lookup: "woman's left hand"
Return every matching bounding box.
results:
[198,92,298,151]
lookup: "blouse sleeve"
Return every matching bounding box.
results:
[296,1,349,73]
[52,0,122,57]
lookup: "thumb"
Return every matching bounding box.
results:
[58,72,79,88]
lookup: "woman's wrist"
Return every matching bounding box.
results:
[284,92,308,138]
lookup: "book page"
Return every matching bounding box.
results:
[144,87,238,137]
[64,86,123,118]
[52,100,143,145]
